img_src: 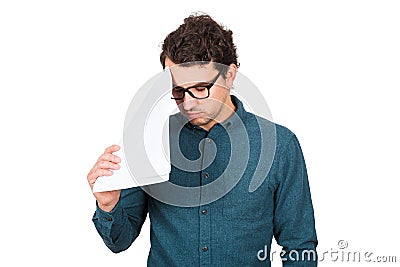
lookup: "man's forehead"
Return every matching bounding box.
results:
[169,64,218,85]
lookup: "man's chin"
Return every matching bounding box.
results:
[189,118,211,127]
[189,118,205,125]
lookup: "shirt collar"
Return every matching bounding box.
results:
[221,95,246,129]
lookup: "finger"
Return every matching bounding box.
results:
[96,161,121,170]
[88,167,114,183]
[104,144,120,154]
[87,173,97,187]
[93,168,114,179]
[97,153,121,163]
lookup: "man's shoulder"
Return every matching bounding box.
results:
[245,111,296,144]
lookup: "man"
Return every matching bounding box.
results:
[87,13,318,266]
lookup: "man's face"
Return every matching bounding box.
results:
[165,58,234,131]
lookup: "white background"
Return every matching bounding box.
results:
[1,1,399,266]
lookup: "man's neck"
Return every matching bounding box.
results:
[200,95,237,131]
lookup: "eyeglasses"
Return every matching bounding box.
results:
[170,70,222,100]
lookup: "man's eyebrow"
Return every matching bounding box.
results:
[172,80,212,88]
[172,82,211,88]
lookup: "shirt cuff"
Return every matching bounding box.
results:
[94,200,124,223]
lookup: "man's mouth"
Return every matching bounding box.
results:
[184,112,203,120]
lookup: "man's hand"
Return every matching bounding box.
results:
[87,145,122,212]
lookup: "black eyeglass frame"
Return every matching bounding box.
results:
[170,70,223,100]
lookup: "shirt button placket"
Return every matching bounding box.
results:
[203,138,212,184]
[199,204,211,266]
[199,137,212,266]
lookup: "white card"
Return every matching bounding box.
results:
[92,69,175,193]
[92,142,170,193]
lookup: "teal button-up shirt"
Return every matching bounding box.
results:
[92,96,318,266]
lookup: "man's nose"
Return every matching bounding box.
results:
[182,92,197,111]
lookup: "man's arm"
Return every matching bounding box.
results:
[92,187,148,253]
[87,145,149,253]
[273,134,318,266]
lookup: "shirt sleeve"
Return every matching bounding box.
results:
[92,186,148,253]
[273,134,318,266]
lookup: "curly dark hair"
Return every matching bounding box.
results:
[160,13,240,75]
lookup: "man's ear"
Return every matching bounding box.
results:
[225,64,238,89]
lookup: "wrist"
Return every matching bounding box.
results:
[98,200,118,212]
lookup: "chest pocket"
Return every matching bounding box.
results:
[222,183,267,221]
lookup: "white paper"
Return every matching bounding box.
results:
[93,69,176,193]
[92,141,170,193]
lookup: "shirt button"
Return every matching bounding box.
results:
[202,246,208,252]
[204,172,209,178]
[201,209,207,215]
[106,217,112,221]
